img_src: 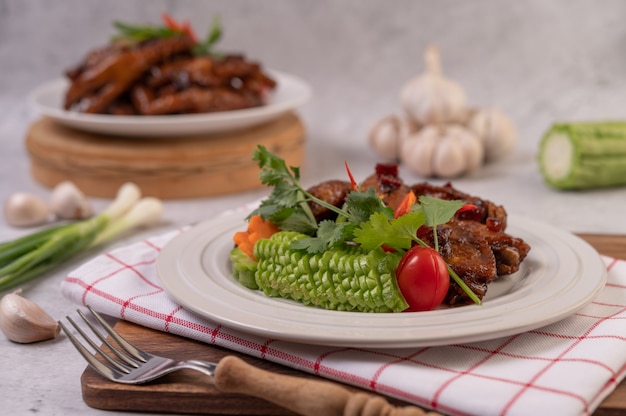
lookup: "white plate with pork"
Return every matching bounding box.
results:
[155,210,607,348]
[30,70,311,137]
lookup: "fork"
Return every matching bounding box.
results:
[59,306,439,416]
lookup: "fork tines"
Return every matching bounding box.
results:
[58,306,146,381]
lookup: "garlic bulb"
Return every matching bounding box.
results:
[3,192,51,227]
[468,107,518,162]
[369,115,419,161]
[401,125,483,178]
[0,289,60,343]
[400,45,468,125]
[50,181,93,220]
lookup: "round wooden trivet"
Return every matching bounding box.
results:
[25,113,305,199]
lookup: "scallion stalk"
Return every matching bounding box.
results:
[0,183,163,293]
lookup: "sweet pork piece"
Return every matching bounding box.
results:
[349,163,530,305]
[64,36,195,114]
[417,219,530,305]
[64,38,276,115]
[130,54,276,115]
[131,85,263,115]
[411,182,509,232]
[307,180,352,222]
[360,164,411,211]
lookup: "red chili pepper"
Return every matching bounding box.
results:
[456,204,477,214]
[381,245,396,253]
[344,161,358,191]
[394,191,416,218]
[181,20,198,43]
[162,13,197,43]
[162,13,181,30]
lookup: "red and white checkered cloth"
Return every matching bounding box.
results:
[61,228,626,416]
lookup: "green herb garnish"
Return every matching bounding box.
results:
[111,14,223,56]
[112,22,179,42]
[250,145,482,305]
[193,16,222,56]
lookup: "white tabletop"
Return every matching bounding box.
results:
[2,1,626,415]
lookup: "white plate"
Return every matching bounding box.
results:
[156,212,607,348]
[29,71,311,137]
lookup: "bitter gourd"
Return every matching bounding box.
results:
[230,247,259,290]
[539,122,626,190]
[231,231,409,313]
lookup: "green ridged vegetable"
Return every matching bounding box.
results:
[230,247,259,290]
[539,122,626,190]
[244,231,409,313]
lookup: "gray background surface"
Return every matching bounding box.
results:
[1,1,626,415]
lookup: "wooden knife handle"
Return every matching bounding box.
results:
[214,355,441,416]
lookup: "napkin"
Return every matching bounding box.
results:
[61,226,626,416]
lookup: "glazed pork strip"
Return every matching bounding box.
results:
[308,164,531,306]
[130,53,276,115]
[307,180,352,222]
[131,85,264,115]
[64,35,195,113]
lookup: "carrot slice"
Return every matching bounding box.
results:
[233,215,279,260]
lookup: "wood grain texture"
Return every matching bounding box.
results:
[80,321,414,415]
[80,233,626,415]
[25,113,305,199]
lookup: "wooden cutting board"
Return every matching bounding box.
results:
[80,233,626,415]
[81,320,417,415]
[25,113,305,199]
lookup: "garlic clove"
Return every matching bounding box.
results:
[449,125,484,173]
[3,192,51,227]
[50,181,93,220]
[369,115,403,161]
[400,45,468,125]
[468,107,518,162]
[397,116,420,140]
[432,134,467,178]
[0,289,60,343]
[402,125,484,178]
[400,126,439,177]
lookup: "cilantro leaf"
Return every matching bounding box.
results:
[344,187,390,224]
[254,146,300,183]
[269,181,303,208]
[414,196,465,251]
[289,221,355,253]
[251,146,318,233]
[289,236,327,253]
[417,196,464,227]
[317,220,349,246]
[277,211,319,235]
[353,211,425,252]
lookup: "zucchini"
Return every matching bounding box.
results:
[539,122,626,190]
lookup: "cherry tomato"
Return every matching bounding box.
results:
[396,246,450,311]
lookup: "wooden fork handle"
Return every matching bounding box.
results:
[214,355,441,416]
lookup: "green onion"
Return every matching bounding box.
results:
[0,183,164,293]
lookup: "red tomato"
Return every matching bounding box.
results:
[396,246,450,311]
